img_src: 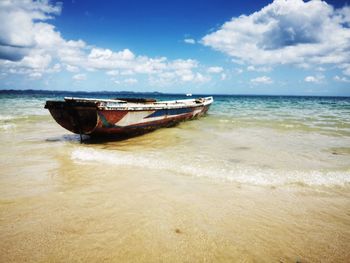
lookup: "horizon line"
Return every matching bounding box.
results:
[0,88,349,98]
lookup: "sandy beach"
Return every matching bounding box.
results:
[0,92,349,262]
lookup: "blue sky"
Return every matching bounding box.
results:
[0,0,349,96]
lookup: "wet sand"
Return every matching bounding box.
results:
[1,164,349,262]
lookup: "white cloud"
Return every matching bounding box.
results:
[333,75,350,83]
[202,0,350,70]
[161,59,201,83]
[207,66,223,73]
[247,65,272,72]
[86,48,135,70]
[106,70,119,76]
[29,72,42,79]
[316,67,326,72]
[305,76,317,82]
[251,76,273,84]
[0,0,61,61]
[149,72,176,87]
[221,73,227,80]
[66,64,79,72]
[148,60,210,86]
[304,75,324,83]
[21,52,52,69]
[133,56,167,74]
[181,74,194,82]
[73,73,86,81]
[170,59,198,70]
[0,18,86,77]
[0,0,215,88]
[194,73,211,83]
[184,38,196,44]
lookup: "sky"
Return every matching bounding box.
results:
[0,0,350,96]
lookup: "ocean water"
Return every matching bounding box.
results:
[1,91,349,187]
[0,90,350,262]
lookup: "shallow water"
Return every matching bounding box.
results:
[0,91,350,262]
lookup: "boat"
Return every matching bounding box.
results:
[186,93,192,97]
[44,96,213,139]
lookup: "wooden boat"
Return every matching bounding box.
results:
[45,96,213,138]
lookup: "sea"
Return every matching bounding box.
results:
[0,90,349,262]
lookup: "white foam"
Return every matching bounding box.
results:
[219,119,230,123]
[71,148,350,187]
[0,123,15,130]
[0,115,15,121]
[71,148,168,169]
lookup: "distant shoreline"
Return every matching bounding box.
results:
[0,89,349,98]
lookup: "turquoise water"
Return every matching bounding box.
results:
[212,95,350,137]
[1,90,350,187]
[1,91,350,135]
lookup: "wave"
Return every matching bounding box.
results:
[71,148,350,187]
[0,115,16,121]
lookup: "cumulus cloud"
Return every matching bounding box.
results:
[202,0,350,71]
[86,48,135,70]
[194,73,211,83]
[0,0,212,87]
[251,76,273,84]
[169,59,199,82]
[0,14,87,77]
[304,75,324,83]
[207,66,223,73]
[0,0,61,61]
[184,38,196,44]
[149,60,210,86]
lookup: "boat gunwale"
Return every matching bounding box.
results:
[62,96,213,111]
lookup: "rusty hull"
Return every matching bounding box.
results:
[45,97,213,137]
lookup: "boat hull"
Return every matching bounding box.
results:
[45,98,212,136]
[93,105,210,135]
